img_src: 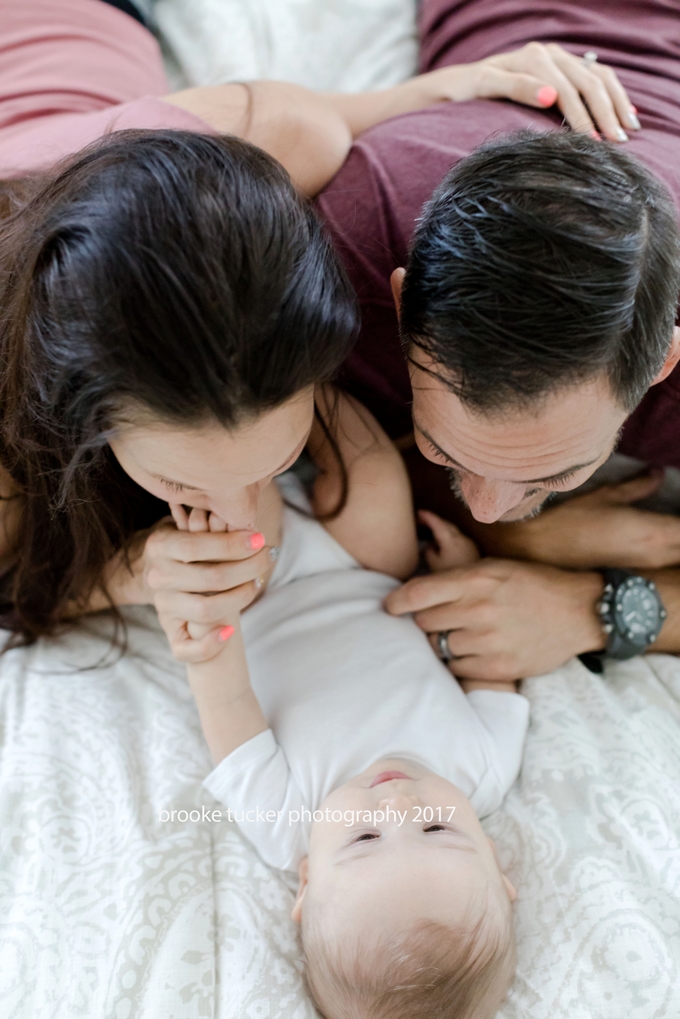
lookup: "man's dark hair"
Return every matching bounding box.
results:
[400,130,680,413]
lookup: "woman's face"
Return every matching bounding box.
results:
[108,388,315,530]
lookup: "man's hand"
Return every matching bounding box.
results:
[385,559,605,681]
[476,472,680,571]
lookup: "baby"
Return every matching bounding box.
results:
[170,471,528,1019]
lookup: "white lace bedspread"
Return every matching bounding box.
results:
[1,607,679,1018]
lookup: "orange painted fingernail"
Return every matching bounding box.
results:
[219,625,235,642]
[249,532,265,550]
[536,86,557,107]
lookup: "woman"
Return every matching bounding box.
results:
[0,0,636,645]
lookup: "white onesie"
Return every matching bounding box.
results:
[203,474,529,871]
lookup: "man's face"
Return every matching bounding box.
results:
[409,353,628,524]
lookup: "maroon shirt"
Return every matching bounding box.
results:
[316,0,680,466]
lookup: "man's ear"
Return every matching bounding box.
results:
[291,856,309,923]
[651,326,680,385]
[390,267,406,323]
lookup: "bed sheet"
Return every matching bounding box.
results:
[1,606,679,1018]
[155,0,419,93]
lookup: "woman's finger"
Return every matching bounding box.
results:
[154,580,261,626]
[591,61,640,132]
[473,64,558,110]
[146,526,266,565]
[146,544,275,594]
[548,47,628,141]
[485,43,594,132]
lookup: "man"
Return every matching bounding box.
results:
[316,0,680,681]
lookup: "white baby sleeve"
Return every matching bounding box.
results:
[202,728,310,871]
[465,690,530,817]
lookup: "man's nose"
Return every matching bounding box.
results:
[210,485,261,531]
[458,474,526,524]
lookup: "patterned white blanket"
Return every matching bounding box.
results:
[1,607,679,1018]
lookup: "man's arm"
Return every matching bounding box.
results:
[639,568,680,653]
[467,473,680,571]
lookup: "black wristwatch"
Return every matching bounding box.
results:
[579,568,667,674]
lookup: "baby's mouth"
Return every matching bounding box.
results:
[369,771,412,787]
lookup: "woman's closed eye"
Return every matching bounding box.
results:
[159,478,187,493]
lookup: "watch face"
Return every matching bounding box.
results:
[614,579,662,644]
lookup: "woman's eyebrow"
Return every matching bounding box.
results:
[414,422,600,484]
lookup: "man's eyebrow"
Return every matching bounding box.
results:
[414,423,600,485]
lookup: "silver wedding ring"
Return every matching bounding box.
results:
[582,50,598,68]
[437,630,456,663]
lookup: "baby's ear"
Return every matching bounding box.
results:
[502,874,517,902]
[487,837,517,902]
[291,857,309,923]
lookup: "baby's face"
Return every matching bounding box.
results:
[291,759,516,932]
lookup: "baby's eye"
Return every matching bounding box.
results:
[424,824,447,832]
[353,832,380,843]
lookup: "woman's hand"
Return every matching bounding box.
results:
[166,43,638,197]
[410,42,639,142]
[142,513,274,639]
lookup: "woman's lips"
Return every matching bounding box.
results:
[370,771,411,787]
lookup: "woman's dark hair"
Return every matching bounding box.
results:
[401,130,680,413]
[0,130,358,643]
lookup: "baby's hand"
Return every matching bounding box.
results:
[157,505,240,661]
[419,510,480,572]
[170,504,230,641]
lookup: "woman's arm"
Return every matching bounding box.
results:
[163,43,637,196]
[308,387,418,579]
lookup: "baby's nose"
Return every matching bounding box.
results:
[378,791,417,813]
